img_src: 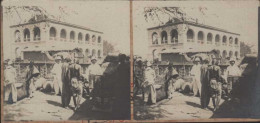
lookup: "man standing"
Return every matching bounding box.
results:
[86,57,102,96]
[25,61,40,98]
[51,56,63,95]
[200,58,210,109]
[61,56,72,108]
[4,60,17,104]
[133,58,144,99]
[208,58,224,111]
[143,61,156,105]
[190,57,202,96]
[69,57,83,111]
[165,63,178,99]
[226,57,241,100]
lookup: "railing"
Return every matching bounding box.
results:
[60,38,67,41]
[198,40,204,44]
[171,39,178,43]
[24,38,30,41]
[187,39,194,42]
[49,37,57,41]
[207,41,213,44]
[34,37,41,41]
[161,40,168,44]
[15,39,21,42]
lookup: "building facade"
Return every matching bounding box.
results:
[147,21,240,63]
[11,19,103,63]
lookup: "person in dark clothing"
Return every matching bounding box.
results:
[133,58,144,99]
[69,58,83,111]
[200,58,210,109]
[165,63,178,99]
[207,58,225,111]
[61,57,72,109]
[25,61,40,98]
[112,54,130,119]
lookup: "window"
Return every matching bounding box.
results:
[92,35,96,43]
[49,27,56,40]
[60,29,66,41]
[215,34,220,45]
[33,27,41,41]
[207,33,212,44]
[235,38,239,46]
[98,36,101,43]
[92,49,96,56]
[14,30,21,42]
[152,32,158,44]
[24,28,30,41]
[78,33,83,43]
[171,29,178,44]
[229,37,233,46]
[229,51,233,57]
[187,29,194,42]
[70,31,75,41]
[85,34,89,43]
[222,36,227,45]
[85,49,89,57]
[198,31,204,43]
[161,31,168,44]
[222,50,227,58]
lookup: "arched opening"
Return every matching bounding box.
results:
[198,31,204,43]
[229,37,233,46]
[152,49,158,61]
[14,30,21,42]
[70,31,75,41]
[24,28,30,41]
[222,50,227,58]
[229,51,233,58]
[98,36,101,43]
[222,35,227,45]
[15,47,21,58]
[49,27,56,40]
[161,31,168,44]
[235,38,239,46]
[215,34,220,45]
[98,50,101,58]
[92,49,96,56]
[171,29,178,44]
[92,35,96,43]
[207,33,212,44]
[78,33,83,43]
[187,29,194,42]
[33,27,40,41]
[85,49,89,57]
[152,32,158,44]
[85,34,89,43]
[216,50,221,58]
[60,29,67,41]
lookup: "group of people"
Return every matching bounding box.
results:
[134,53,242,112]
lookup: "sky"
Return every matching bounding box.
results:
[133,0,259,58]
[2,0,130,60]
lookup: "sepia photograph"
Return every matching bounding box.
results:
[2,0,130,121]
[133,0,259,120]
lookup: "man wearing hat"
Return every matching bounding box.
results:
[4,60,17,104]
[143,61,156,105]
[226,57,241,100]
[190,57,202,97]
[51,56,63,95]
[25,61,40,98]
[165,63,179,99]
[133,58,144,99]
[86,56,102,96]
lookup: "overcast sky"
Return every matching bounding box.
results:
[2,0,130,60]
[133,0,259,58]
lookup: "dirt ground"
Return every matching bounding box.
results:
[3,91,114,121]
[134,91,253,120]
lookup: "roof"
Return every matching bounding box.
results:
[10,19,103,34]
[147,21,240,36]
[159,48,214,54]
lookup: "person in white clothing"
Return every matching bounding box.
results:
[226,57,241,99]
[190,57,202,97]
[143,61,156,105]
[51,56,63,95]
[86,57,102,95]
[4,60,17,104]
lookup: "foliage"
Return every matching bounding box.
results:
[240,42,253,57]
[103,40,115,56]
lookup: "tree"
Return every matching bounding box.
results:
[240,42,253,57]
[103,40,115,56]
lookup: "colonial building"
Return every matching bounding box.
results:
[11,18,103,64]
[147,20,240,64]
